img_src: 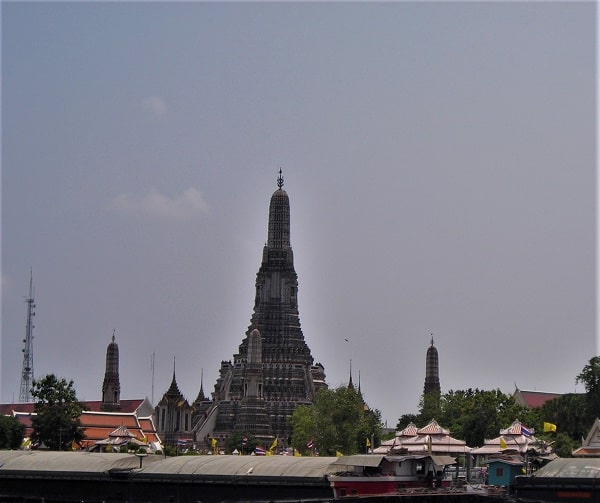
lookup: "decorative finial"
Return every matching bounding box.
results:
[430,333,434,346]
[112,329,115,343]
[277,168,284,189]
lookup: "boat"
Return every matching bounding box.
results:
[327,453,457,498]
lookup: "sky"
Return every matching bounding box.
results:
[1,2,596,428]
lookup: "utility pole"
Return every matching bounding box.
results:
[19,270,35,403]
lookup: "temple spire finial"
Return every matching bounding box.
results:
[348,359,354,389]
[277,168,284,189]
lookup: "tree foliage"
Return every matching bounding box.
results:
[393,356,600,452]
[290,386,382,456]
[537,393,589,442]
[30,374,87,450]
[439,388,533,447]
[290,404,316,455]
[225,431,260,455]
[576,356,600,421]
[0,415,25,449]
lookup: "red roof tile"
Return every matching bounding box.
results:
[513,390,562,408]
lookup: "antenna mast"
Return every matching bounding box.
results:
[19,270,35,402]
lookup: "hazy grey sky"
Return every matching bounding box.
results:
[2,2,596,427]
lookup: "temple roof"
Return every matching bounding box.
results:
[573,417,600,457]
[513,388,563,409]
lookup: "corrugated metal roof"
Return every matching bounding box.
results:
[0,451,155,473]
[141,454,338,478]
[330,455,385,468]
[533,458,600,479]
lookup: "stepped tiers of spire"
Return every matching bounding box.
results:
[101,332,121,411]
[423,336,441,395]
[190,172,327,444]
[155,364,193,448]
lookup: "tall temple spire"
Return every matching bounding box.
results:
[266,169,291,251]
[423,334,441,395]
[348,359,354,389]
[155,355,191,447]
[203,171,327,443]
[101,330,121,411]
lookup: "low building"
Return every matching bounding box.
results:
[374,419,470,456]
[573,417,600,457]
[484,457,525,489]
[1,402,161,452]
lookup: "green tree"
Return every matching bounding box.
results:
[419,392,441,423]
[290,386,382,456]
[30,374,87,450]
[576,356,600,422]
[396,413,418,431]
[543,432,577,458]
[225,431,260,455]
[290,404,317,455]
[0,415,26,449]
[537,393,588,442]
[438,388,532,447]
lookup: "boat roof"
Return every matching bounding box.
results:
[330,454,457,469]
[330,455,386,467]
[533,458,600,479]
[140,454,338,478]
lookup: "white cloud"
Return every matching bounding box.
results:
[108,187,209,220]
[142,96,167,116]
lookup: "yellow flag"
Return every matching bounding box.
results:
[336,450,344,457]
[543,422,557,432]
[269,437,278,451]
[500,437,507,449]
[366,437,371,447]
[293,448,302,457]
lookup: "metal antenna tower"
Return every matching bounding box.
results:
[19,270,35,402]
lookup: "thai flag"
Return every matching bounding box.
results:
[255,446,266,455]
[521,425,532,437]
[177,439,187,447]
[306,439,314,449]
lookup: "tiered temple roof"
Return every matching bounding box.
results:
[374,419,469,455]
[197,172,327,443]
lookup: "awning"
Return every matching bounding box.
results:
[330,455,385,468]
[431,455,457,466]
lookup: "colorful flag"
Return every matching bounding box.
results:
[242,436,248,446]
[543,422,557,432]
[521,425,532,437]
[269,437,278,451]
[500,437,507,449]
[177,439,187,447]
[366,437,371,447]
[306,439,314,449]
[336,450,344,457]
[293,448,302,457]
[255,446,266,455]
[210,437,218,452]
